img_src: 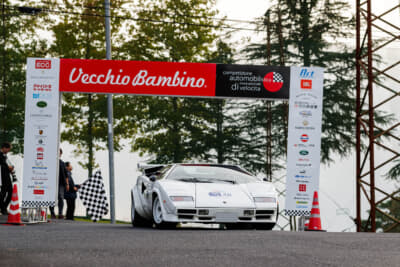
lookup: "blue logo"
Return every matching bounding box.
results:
[33,93,52,100]
[295,174,312,179]
[209,191,232,197]
[300,68,314,79]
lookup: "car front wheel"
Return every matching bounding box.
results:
[152,195,176,229]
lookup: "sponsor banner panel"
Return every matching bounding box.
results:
[215,64,290,99]
[22,58,60,207]
[59,59,217,97]
[58,59,290,100]
[285,66,324,216]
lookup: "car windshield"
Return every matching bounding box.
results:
[166,165,259,184]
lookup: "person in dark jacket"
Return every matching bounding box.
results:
[0,142,13,215]
[64,162,80,220]
[50,148,69,219]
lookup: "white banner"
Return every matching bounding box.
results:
[22,58,60,207]
[285,67,324,217]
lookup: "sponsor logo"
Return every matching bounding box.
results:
[36,101,47,108]
[263,72,284,92]
[296,201,308,204]
[208,191,232,197]
[303,120,309,126]
[33,84,52,91]
[32,166,48,170]
[301,79,312,89]
[299,110,312,117]
[295,126,316,130]
[36,147,44,160]
[296,163,312,167]
[30,114,52,119]
[295,174,312,179]
[294,101,318,109]
[69,68,206,88]
[32,170,47,176]
[33,189,45,195]
[299,150,309,156]
[299,68,314,79]
[296,205,308,209]
[294,143,315,148]
[33,93,52,100]
[300,134,309,142]
[296,93,317,99]
[299,170,306,174]
[35,60,51,69]
[36,138,45,145]
[31,176,48,181]
[299,184,307,192]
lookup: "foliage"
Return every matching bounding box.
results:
[362,194,400,232]
[120,0,225,163]
[49,0,127,176]
[0,0,47,153]
[242,0,357,174]
[386,159,400,181]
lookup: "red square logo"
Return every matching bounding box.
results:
[299,184,307,192]
[35,60,51,69]
[33,189,45,195]
[301,79,312,89]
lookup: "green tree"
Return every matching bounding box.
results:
[49,0,126,177]
[0,1,47,153]
[242,0,358,173]
[200,40,244,164]
[120,0,223,163]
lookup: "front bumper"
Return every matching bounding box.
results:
[162,207,278,224]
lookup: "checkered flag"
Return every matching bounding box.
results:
[273,72,284,83]
[78,170,109,222]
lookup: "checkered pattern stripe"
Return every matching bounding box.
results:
[285,209,310,216]
[273,72,284,83]
[22,200,55,208]
[78,170,109,222]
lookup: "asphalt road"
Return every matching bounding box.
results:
[1,219,399,267]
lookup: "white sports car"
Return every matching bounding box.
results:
[131,163,279,229]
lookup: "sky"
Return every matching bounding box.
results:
[9,0,400,231]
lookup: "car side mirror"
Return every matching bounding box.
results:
[149,175,157,182]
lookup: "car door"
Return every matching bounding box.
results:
[137,175,153,216]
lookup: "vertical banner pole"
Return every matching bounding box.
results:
[105,0,115,224]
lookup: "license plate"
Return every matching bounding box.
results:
[216,212,237,223]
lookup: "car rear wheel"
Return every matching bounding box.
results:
[152,195,176,229]
[131,195,150,227]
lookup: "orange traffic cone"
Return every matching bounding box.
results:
[306,191,325,232]
[6,184,23,225]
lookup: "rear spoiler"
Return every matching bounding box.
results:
[137,163,165,176]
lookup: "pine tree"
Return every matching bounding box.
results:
[242,0,358,174]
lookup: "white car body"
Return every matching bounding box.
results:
[131,163,279,229]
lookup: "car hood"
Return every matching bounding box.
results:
[195,183,255,208]
[160,180,276,208]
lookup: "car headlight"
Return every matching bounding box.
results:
[254,197,276,203]
[170,196,194,202]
